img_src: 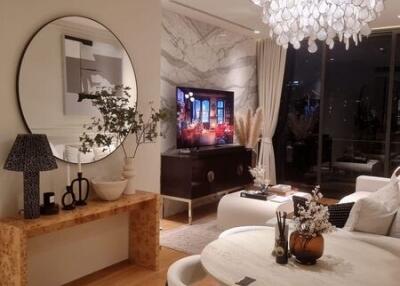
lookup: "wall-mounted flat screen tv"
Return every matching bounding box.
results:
[176,87,234,149]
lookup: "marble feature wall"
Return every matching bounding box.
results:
[161,10,257,151]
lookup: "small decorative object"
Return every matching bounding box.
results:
[269,184,293,196]
[40,192,59,215]
[249,165,270,191]
[62,185,76,210]
[79,85,168,195]
[3,134,58,219]
[70,162,89,205]
[62,164,76,210]
[235,277,257,286]
[240,190,268,201]
[274,211,289,264]
[122,158,135,194]
[290,186,335,265]
[234,107,263,149]
[91,177,128,201]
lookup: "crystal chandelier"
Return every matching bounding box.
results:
[251,0,385,53]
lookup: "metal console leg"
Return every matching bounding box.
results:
[188,200,192,225]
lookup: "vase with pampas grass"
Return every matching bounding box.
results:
[234,107,263,150]
[235,107,267,188]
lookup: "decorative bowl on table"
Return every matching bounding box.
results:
[91,178,128,201]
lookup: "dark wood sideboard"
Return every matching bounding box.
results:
[161,145,253,223]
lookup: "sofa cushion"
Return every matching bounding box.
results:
[339,191,371,204]
[345,177,400,235]
[328,202,354,228]
[389,209,400,238]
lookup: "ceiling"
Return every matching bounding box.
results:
[162,0,400,38]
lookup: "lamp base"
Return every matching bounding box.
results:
[23,171,40,219]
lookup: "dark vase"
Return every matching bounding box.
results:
[289,231,324,265]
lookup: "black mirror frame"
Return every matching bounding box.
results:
[16,15,139,165]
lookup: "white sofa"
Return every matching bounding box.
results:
[264,175,400,254]
[332,175,400,252]
[338,175,391,204]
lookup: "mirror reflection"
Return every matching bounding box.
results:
[18,16,137,163]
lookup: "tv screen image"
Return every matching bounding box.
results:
[176,87,234,149]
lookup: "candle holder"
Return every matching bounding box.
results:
[62,185,76,210]
[71,172,89,206]
[40,192,59,215]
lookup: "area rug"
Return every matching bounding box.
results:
[160,219,222,254]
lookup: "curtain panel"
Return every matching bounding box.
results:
[256,39,287,184]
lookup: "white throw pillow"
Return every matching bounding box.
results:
[345,176,400,235]
[389,209,400,238]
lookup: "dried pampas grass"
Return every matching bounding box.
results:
[235,107,263,149]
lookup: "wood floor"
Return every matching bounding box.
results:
[65,203,220,286]
[66,198,337,285]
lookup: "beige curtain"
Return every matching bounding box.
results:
[257,39,287,184]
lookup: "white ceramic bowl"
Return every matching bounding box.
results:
[91,178,128,201]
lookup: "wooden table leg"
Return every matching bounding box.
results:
[129,196,160,271]
[0,223,27,286]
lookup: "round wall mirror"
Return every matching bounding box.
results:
[17,16,137,164]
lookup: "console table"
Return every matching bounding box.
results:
[0,191,160,286]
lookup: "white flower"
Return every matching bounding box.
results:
[249,166,270,187]
[293,186,335,236]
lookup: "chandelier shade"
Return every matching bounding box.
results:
[251,0,385,52]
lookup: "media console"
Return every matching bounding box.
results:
[161,145,253,224]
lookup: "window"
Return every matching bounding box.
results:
[201,100,210,123]
[192,99,201,121]
[321,35,390,195]
[274,42,322,186]
[275,31,396,198]
[217,100,225,123]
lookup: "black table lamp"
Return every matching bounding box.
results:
[4,134,57,219]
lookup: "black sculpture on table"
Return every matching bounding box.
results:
[70,172,89,206]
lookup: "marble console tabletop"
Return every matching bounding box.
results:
[0,191,160,286]
[201,227,400,286]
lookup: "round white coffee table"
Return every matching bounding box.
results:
[201,227,400,286]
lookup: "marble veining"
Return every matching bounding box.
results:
[161,10,257,151]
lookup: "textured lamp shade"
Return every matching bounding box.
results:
[4,134,57,219]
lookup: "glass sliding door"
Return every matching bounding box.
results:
[390,34,400,173]
[320,34,391,198]
[274,44,322,188]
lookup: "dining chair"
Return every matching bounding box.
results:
[219,225,271,238]
[166,254,207,286]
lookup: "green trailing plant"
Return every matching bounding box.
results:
[79,85,168,159]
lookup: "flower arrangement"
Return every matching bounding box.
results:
[249,165,270,188]
[293,186,335,237]
[78,85,168,159]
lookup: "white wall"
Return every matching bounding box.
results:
[0,0,161,285]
